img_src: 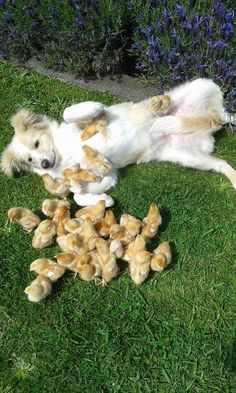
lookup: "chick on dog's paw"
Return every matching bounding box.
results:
[149,95,171,116]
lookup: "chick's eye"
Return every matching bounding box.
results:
[28,157,32,162]
[34,140,39,148]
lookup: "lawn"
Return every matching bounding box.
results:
[0,62,236,393]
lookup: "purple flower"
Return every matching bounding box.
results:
[131,42,141,50]
[135,63,143,72]
[75,15,83,25]
[207,39,227,52]
[24,5,35,17]
[3,11,11,22]
[224,9,235,23]
[0,0,5,8]
[162,9,172,26]
[175,4,186,18]
[148,34,157,48]
[213,0,225,21]
[220,22,234,40]
[223,69,236,84]
[48,6,56,18]
[170,28,181,47]
[11,28,19,37]
[181,20,192,30]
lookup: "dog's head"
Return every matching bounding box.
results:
[0,109,59,176]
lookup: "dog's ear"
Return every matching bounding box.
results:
[0,145,28,177]
[10,109,48,135]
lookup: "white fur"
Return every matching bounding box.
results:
[2,78,236,206]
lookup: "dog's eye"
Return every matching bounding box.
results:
[34,140,39,148]
[28,157,32,162]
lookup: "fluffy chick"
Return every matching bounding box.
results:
[30,258,65,282]
[151,241,172,272]
[75,253,96,281]
[109,223,133,245]
[56,233,81,253]
[63,217,83,234]
[123,235,152,284]
[53,204,70,236]
[7,207,41,232]
[82,145,111,178]
[24,275,52,302]
[55,252,78,272]
[109,239,123,259]
[120,213,142,237]
[42,199,70,218]
[42,174,70,198]
[95,210,116,237]
[75,200,105,223]
[80,217,98,251]
[80,111,107,140]
[129,251,152,285]
[96,238,119,282]
[141,203,162,239]
[32,219,56,248]
[63,164,96,188]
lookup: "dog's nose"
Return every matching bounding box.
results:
[41,159,50,169]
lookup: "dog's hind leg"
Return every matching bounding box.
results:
[63,102,106,123]
[160,149,236,189]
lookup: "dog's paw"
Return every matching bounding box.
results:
[63,102,105,123]
[73,192,114,207]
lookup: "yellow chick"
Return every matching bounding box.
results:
[120,213,142,237]
[75,200,105,223]
[56,233,81,253]
[7,207,41,232]
[63,217,83,234]
[96,238,119,283]
[141,203,162,239]
[123,234,146,262]
[129,251,152,285]
[95,210,117,237]
[42,174,70,198]
[55,252,78,272]
[82,145,111,178]
[63,164,96,188]
[123,235,152,284]
[42,199,70,218]
[109,223,133,245]
[75,253,96,281]
[30,258,65,282]
[89,250,103,277]
[109,239,123,259]
[80,217,98,250]
[53,204,70,237]
[151,241,172,272]
[32,219,57,248]
[80,111,107,140]
[24,275,52,302]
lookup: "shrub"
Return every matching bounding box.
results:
[131,0,236,110]
[0,0,235,110]
[0,0,131,76]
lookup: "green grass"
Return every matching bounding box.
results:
[0,61,236,393]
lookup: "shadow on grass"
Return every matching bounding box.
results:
[224,339,236,374]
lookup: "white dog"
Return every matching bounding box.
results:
[1,78,235,206]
